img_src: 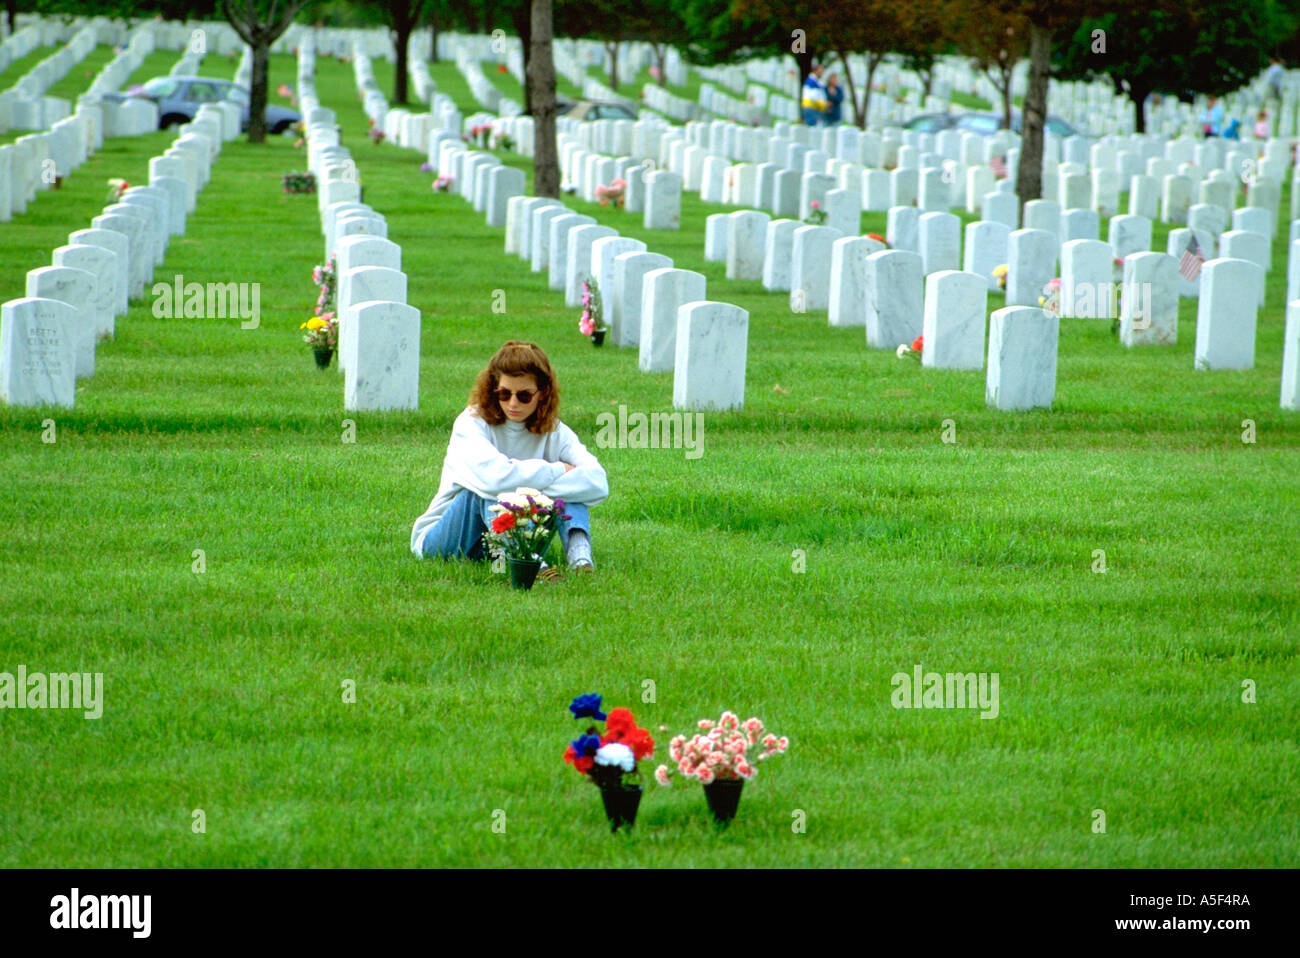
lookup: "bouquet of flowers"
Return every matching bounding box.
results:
[896,334,923,361]
[654,710,787,787]
[433,174,454,192]
[368,126,386,144]
[992,263,1008,290]
[489,127,515,152]
[312,255,337,317]
[866,232,889,248]
[301,314,337,349]
[594,178,626,208]
[579,278,608,339]
[106,178,129,202]
[564,694,656,788]
[803,199,827,225]
[482,487,570,563]
[467,123,492,148]
[1038,277,1061,316]
[281,170,316,194]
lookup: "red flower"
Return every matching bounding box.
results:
[491,512,515,533]
[911,335,923,353]
[497,64,508,73]
[867,233,886,244]
[625,727,655,761]
[563,745,593,775]
[605,707,635,736]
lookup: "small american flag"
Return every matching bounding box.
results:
[990,155,1007,179]
[1179,233,1205,281]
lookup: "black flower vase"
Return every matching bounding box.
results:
[703,779,744,827]
[592,329,606,347]
[599,784,643,832]
[507,556,542,590]
[313,347,333,369]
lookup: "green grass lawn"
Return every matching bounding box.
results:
[1,51,1297,869]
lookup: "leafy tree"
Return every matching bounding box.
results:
[949,0,1027,129]
[221,0,314,143]
[1054,3,1272,133]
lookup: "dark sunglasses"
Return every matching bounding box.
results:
[497,387,540,404]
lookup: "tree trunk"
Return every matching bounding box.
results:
[839,50,874,130]
[1000,69,1012,130]
[652,43,666,86]
[1128,82,1149,134]
[605,40,618,92]
[529,0,558,197]
[5,0,15,36]
[921,68,933,101]
[429,14,439,64]
[1016,21,1051,212]
[248,41,269,143]
[392,23,413,104]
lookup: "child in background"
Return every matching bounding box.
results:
[1254,109,1270,140]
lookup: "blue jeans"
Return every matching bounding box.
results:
[419,490,591,561]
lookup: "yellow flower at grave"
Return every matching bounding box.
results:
[301,317,327,330]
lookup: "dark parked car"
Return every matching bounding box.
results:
[556,99,638,121]
[110,76,302,134]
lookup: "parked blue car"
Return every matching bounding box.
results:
[117,75,302,134]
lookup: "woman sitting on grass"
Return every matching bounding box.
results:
[410,340,608,575]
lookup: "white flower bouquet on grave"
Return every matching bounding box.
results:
[481,487,572,565]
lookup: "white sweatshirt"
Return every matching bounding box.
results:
[410,405,609,556]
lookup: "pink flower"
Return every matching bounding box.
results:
[654,765,671,786]
[742,717,763,733]
[1047,277,1061,291]
[705,753,724,766]
[777,737,789,752]
[611,178,626,190]
[737,762,756,781]
[579,316,595,336]
[762,733,777,748]
[696,766,715,785]
[678,759,694,776]
[669,735,685,762]
[719,711,740,731]
[698,720,714,730]
[810,200,820,209]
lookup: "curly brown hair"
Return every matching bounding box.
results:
[469,341,560,434]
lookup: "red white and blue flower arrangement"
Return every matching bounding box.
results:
[565,693,656,831]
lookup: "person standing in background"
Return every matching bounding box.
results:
[1266,58,1285,101]
[1254,109,1271,140]
[1201,95,1225,137]
[801,62,828,126]
[824,72,845,127]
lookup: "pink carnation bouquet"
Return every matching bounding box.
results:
[654,710,788,787]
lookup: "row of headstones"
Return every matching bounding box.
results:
[9,20,162,136]
[0,24,96,132]
[704,204,1275,384]
[0,104,220,407]
[299,44,421,412]
[498,193,750,411]
[0,25,223,223]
